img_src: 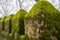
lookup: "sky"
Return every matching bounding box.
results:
[0,0,60,17]
[48,0,60,11]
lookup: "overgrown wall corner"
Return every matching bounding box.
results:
[24,1,60,40]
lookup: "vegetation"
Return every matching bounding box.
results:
[0,0,60,40]
[11,9,27,39]
[0,9,27,40]
[12,9,27,34]
[25,1,60,40]
[19,35,26,40]
[25,1,59,18]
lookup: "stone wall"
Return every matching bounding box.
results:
[25,1,60,40]
[0,9,27,40]
[0,18,2,36]
[12,9,27,40]
[0,1,60,40]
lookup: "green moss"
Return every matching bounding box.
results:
[4,14,14,32]
[11,9,27,39]
[13,9,27,20]
[0,18,2,32]
[25,1,59,19]
[40,31,51,40]
[19,35,26,40]
[12,9,27,33]
[0,18,4,36]
[1,16,7,31]
[9,33,14,39]
[4,14,14,37]
[0,16,7,22]
[5,14,14,22]
[25,1,60,40]
[0,17,7,37]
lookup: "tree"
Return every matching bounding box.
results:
[18,0,26,9]
[0,0,19,17]
[59,0,60,10]
[0,0,9,16]
[0,0,36,17]
[35,0,48,2]
[35,0,39,2]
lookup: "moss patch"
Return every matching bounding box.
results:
[4,14,14,38]
[0,18,2,32]
[19,35,26,40]
[12,9,27,34]
[25,1,59,19]
[11,9,27,39]
[1,16,7,31]
[5,14,14,33]
[25,1,60,40]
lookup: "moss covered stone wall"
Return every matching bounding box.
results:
[0,9,27,40]
[0,18,2,36]
[4,14,14,38]
[0,1,60,40]
[1,16,7,37]
[25,1,60,40]
[11,9,27,40]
